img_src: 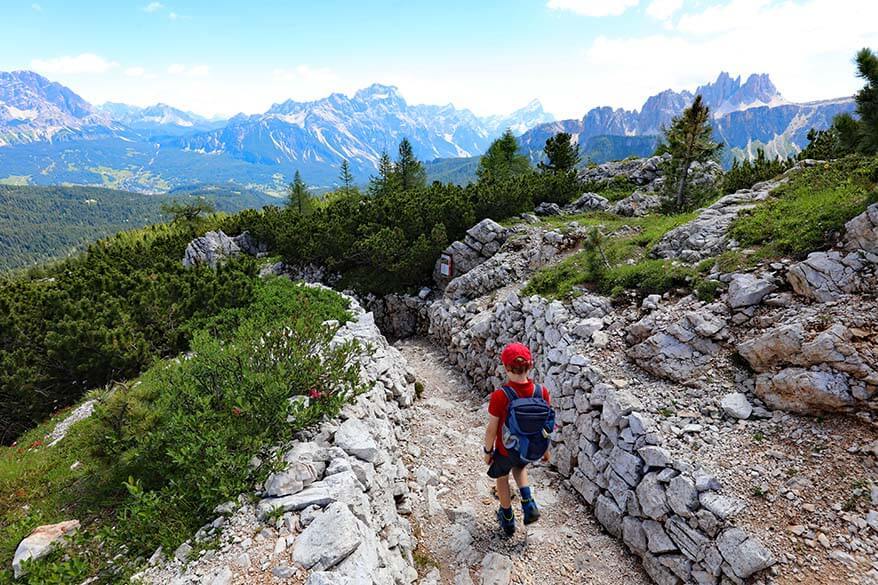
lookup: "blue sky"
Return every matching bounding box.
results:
[2,0,876,118]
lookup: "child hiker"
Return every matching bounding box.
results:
[483,342,555,536]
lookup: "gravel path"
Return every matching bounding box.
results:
[396,338,649,585]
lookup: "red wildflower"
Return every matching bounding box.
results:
[309,388,323,400]
[231,407,242,416]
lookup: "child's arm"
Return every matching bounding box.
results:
[483,415,500,464]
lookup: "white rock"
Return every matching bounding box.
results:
[720,392,753,420]
[12,520,80,578]
[334,418,380,462]
[479,552,513,585]
[293,502,362,569]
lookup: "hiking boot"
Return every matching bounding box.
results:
[522,497,540,525]
[497,507,515,536]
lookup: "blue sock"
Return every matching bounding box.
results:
[520,486,532,501]
[500,506,513,518]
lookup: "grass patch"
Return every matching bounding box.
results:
[522,211,702,299]
[729,156,878,259]
[0,278,362,583]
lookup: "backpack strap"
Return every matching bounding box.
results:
[533,383,546,402]
[501,385,517,405]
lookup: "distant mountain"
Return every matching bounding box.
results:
[98,102,225,137]
[0,70,118,146]
[518,72,853,163]
[178,83,553,181]
[0,72,552,191]
[0,70,855,193]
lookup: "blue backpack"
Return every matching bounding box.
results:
[500,384,555,463]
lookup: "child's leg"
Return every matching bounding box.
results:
[495,474,512,508]
[513,466,541,524]
[511,466,529,490]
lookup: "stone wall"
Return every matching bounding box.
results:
[135,291,419,585]
[426,293,774,585]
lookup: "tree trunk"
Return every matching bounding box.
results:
[676,160,692,210]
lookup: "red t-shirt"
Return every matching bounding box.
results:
[488,380,551,456]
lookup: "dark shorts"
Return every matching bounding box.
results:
[487,449,527,478]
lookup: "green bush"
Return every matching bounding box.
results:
[729,156,878,258]
[92,279,360,555]
[0,279,363,582]
[600,259,697,298]
[722,149,793,194]
[0,220,259,443]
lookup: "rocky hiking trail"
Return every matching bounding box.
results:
[396,339,649,585]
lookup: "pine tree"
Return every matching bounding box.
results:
[368,151,396,196]
[539,132,581,174]
[853,47,878,154]
[339,159,354,192]
[662,95,722,210]
[394,138,426,191]
[477,129,530,183]
[287,171,311,214]
[160,199,215,223]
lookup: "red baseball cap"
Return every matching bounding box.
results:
[501,342,532,367]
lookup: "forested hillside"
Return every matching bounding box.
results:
[0,184,276,270]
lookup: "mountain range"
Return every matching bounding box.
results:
[518,72,854,165]
[0,71,552,192]
[0,70,855,194]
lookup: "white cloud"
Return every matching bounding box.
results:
[31,3,42,12]
[124,66,145,77]
[646,0,683,21]
[169,11,178,20]
[143,2,163,12]
[31,53,119,75]
[167,63,209,77]
[546,0,639,17]
[577,0,878,110]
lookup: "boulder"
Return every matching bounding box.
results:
[726,273,776,309]
[627,305,727,383]
[182,231,241,267]
[479,552,513,585]
[611,191,662,217]
[293,502,362,569]
[12,520,80,578]
[755,368,855,414]
[566,192,609,213]
[334,419,379,462]
[844,203,878,254]
[535,202,562,216]
[787,250,866,301]
[716,527,774,580]
[719,393,752,420]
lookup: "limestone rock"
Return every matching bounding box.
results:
[535,202,562,216]
[182,230,264,268]
[651,173,788,263]
[566,192,610,213]
[716,527,774,580]
[787,250,866,301]
[293,502,362,570]
[611,191,661,217]
[334,418,379,462]
[719,393,752,420]
[844,202,878,254]
[726,273,776,309]
[479,552,513,585]
[13,520,80,578]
